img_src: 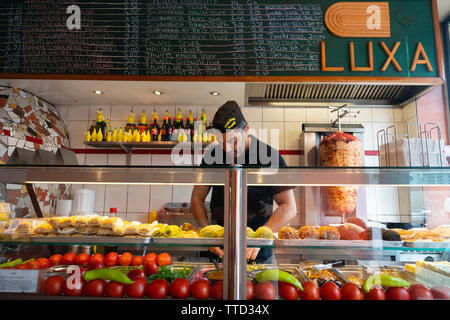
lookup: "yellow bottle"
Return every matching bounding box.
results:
[134,130,141,142]
[128,129,133,141]
[85,131,91,142]
[148,210,158,223]
[141,131,147,142]
[96,129,103,142]
[157,131,162,142]
[106,132,112,142]
[202,131,208,143]
[182,132,188,142]
[118,128,124,142]
[123,131,129,142]
[187,110,193,123]
[193,132,198,143]
[112,129,118,142]
[91,128,97,141]
[177,132,183,142]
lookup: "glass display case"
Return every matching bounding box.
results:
[0,165,449,300]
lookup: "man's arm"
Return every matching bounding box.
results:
[191,185,211,228]
[264,188,297,232]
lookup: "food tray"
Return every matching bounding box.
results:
[274,239,403,248]
[247,238,274,246]
[30,235,151,244]
[402,241,450,249]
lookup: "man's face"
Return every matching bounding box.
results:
[216,126,249,159]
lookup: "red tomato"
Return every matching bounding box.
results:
[88,262,104,270]
[386,287,410,300]
[132,255,143,266]
[144,252,157,264]
[365,285,386,300]
[119,252,133,266]
[409,284,434,300]
[156,252,171,266]
[341,282,364,300]
[105,281,125,298]
[320,281,341,300]
[126,278,147,298]
[89,253,104,266]
[62,252,77,265]
[144,261,158,276]
[127,269,145,281]
[36,258,50,269]
[49,254,63,267]
[15,264,29,269]
[75,253,90,266]
[63,278,84,296]
[278,281,298,300]
[147,279,169,299]
[247,280,255,300]
[169,278,190,299]
[45,275,65,296]
[191,279,210,299]
[255,282,276,300]
[85,279,106,297]
[299,281,320,300]
[105,252,119,267]
[26,260,41,270]
[211,281,223,300]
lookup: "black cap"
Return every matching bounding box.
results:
[212,101,248,133]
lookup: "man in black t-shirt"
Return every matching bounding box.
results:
[191,101,297,263]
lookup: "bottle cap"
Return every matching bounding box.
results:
[110,208,117,214]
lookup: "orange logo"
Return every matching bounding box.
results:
[325,2,391,38]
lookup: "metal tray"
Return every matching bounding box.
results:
[247,238,274,246]
[30,235,151,244]
[274,239,403,248]
[403,240,450,249]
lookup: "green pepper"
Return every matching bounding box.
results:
[83,268,135,284]
[362,273,411,293]
[255,269,303,291]
[22,258,35,265]
[0,258,23,269]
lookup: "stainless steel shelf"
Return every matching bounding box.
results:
[246,167,450,186]
[1,166,450,186]
[0,165,226,185]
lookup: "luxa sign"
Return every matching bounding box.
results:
[321,1,436,75]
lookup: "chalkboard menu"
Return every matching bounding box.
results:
[0,0,440,78]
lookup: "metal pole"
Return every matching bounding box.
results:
[223,166,247,300]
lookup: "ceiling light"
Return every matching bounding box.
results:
[153,91,163,95]
[93,90,103,95]
[210,91,220,96]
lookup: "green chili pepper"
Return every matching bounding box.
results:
[0,258,23,269]
[22,258,35,265]
[83,268,135,284]
[255,269,303,291]
[362,274,411,293]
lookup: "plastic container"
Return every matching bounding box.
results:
[55,199,72,217]
[71,189,95,215]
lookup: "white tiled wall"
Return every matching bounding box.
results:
[58,103,417,223]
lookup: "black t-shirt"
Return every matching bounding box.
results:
[200,135,292,263]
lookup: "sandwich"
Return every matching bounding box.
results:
[124,221,142,235]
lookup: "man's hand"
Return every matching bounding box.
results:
[209,247,224,258]
[247,247,260,261]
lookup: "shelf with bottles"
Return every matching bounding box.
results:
[83,107,217,147]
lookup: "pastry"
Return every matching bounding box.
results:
[181,222,198,233]
[317,226,340,240]
[112,224,126,236]
[87,215,106,227]
[124,221,141,235]
[97,228,113,236]
[33,222,54,234]
[199,225,223,238]
[253,226,274,239]
[246,227,255,238]
[298,226,320,239]
[74,215,91,228]
[278,226,300,239]
[137,222,158,236]
[100,217,125,229]
[58,226,76,235]
[87,226,100,234]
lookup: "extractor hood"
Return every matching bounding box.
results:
[246,82,439,106]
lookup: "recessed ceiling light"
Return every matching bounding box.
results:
[153,91,163,95]
[210,91,220,96]
[93,90,103,95]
